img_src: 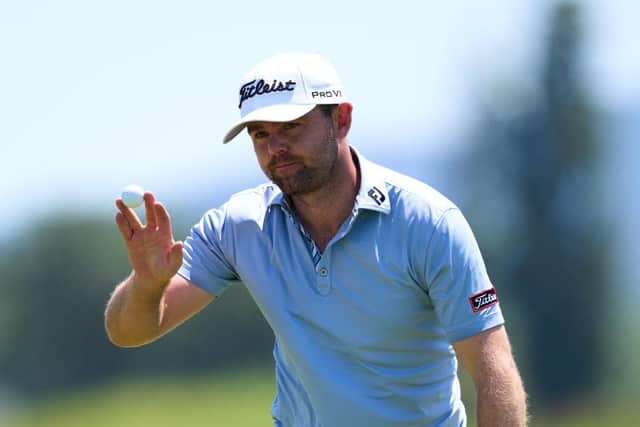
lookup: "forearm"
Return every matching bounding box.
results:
[104,272,169,347]
[476,363,528,427]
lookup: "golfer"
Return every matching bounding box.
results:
[105,52,528,426]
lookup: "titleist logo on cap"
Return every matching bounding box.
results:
[239,79,296,108]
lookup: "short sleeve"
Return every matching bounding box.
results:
[423,208,504,342]
[178,208,241,297]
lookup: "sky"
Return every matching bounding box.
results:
[0,0,638,240]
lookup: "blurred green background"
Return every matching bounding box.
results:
[1,1,638,425]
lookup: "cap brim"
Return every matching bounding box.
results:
[222,104,317,144]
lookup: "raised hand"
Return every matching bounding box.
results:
[115,192,183,289]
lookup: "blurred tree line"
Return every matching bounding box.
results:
[0,215,274,398]
[460,1,610,410]
[0,0,615,415]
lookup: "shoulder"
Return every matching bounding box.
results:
[366,159,458,224]
[199,182,279,229]
[225,182,279,215]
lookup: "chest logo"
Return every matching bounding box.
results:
[469,288,499,313]
[367,186,386,206]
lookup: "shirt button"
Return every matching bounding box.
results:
[319,267,328,277]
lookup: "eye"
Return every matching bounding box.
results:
[252,130,269,140]
[283,122,300,131]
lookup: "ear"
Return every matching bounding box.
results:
[334,102,353,138]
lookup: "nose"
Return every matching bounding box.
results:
[267,133,289,156]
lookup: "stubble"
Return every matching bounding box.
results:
[269,124,338,197]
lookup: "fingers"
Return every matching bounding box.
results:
[115,198,143,231]
[144,192,158,229]
[115,212,133,241]
[155,201,174,235]
[115,191,172,237]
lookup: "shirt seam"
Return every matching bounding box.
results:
[423,207,460,288]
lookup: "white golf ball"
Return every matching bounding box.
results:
[121,184,145,208]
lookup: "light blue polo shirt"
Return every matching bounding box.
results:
[178,148,504,427]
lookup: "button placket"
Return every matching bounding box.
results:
[315,252,332,296]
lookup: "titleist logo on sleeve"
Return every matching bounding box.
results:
[468,288,499,313]
[239,79,296,108]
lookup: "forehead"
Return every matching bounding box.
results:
[246,107,320,132]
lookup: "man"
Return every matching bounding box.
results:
[105,52,527,426]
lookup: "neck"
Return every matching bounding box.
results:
[290,145,359,251]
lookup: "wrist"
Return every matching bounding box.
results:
[129,271,169,301]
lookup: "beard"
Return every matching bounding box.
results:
[267,127,338,197]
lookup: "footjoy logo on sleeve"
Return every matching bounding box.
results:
[468,288,499,313]
[239,79,296,108]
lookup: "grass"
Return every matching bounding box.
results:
[3,368,276,427]
[530,399,640,427]
[3,367,638,427]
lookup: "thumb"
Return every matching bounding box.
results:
[168,241,184,273]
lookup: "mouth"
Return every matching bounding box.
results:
[274,161,297,170]
[271,163,301,178]
[270,160,301,173]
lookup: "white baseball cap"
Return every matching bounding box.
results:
[222,52,347,143]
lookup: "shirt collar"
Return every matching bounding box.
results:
[265,146,391,215]
[266,187,286,210]
[352,146,391,214]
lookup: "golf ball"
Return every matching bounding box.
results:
[121,184,145,208]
